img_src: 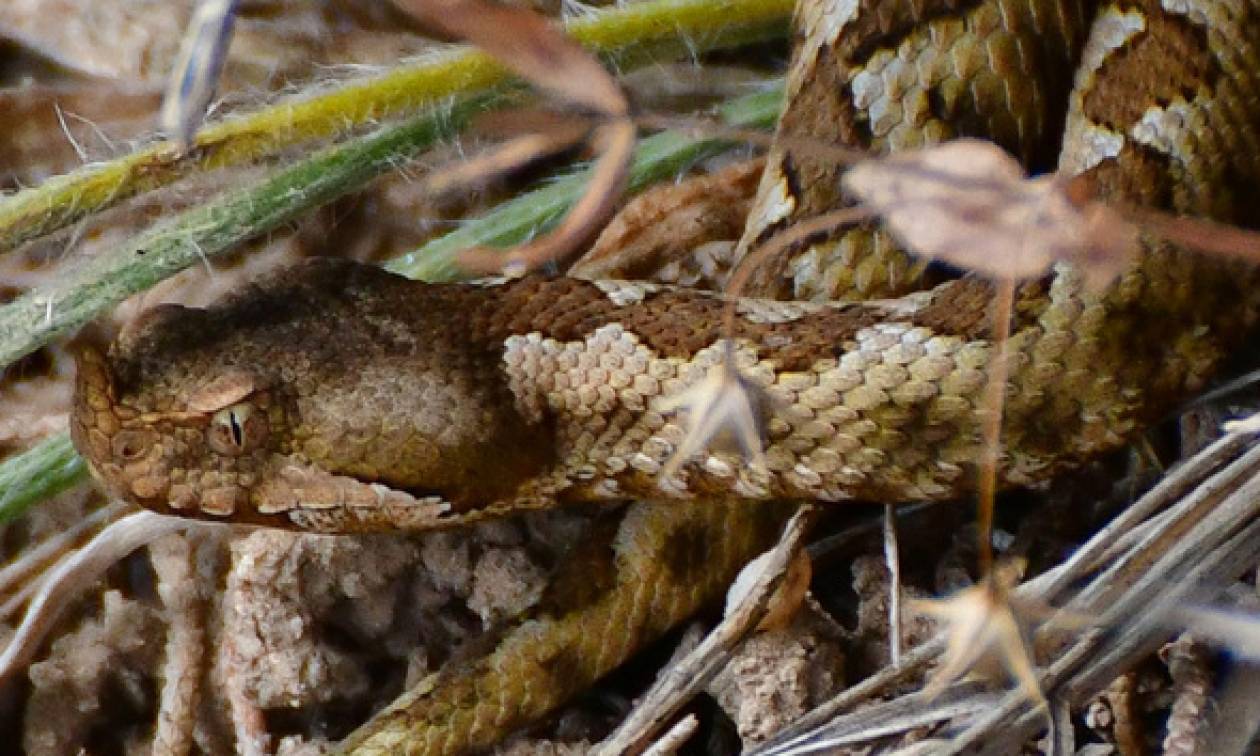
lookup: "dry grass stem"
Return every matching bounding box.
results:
[418,125,592,200]
[459,120,637,275]
[883,503,903,667]
[753,682,999,755]
[159,0,238,146]
[0,0,792,254]
[1173,604,1260,659]
[1122,204,1260,265]
[641,714,700,756]
[635,113,867,167]
[748,638,948,754]
[1034,430,1256,601]
[720,205,876,334]
[974,276,1015,577]
[0,503,119,613]
[753,431,1260,754]
[941,461,1260,753]
[7,1,1260,750]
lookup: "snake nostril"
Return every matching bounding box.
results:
[111,430,157,461]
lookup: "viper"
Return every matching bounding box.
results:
[68,0,1260,752]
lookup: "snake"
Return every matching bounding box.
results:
[67,0,1260,752]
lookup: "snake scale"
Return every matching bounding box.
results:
[67,0,1260,751]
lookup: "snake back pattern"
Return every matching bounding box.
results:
[69,0,1260,752]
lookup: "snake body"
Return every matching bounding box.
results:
[69,0,1260,751]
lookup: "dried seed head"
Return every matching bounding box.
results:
[654,341,775,486]
[911,558,1048,705]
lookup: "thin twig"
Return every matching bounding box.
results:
[754,431,1260,754]
[398,0,637,276]
[641,714,700,756]
[720,205,876,335]
[1123,204,1260,265]
[976,276,1015,576]
[0,502,120,609]
[417,126,591,200]
[0,510,188,678]
[769,495,1260,756]
[884,503,903,667]
[635,113,867,167]
[458,120,637,275]
[754,683,998,755]
[750,638,947,754]
[1036,430,1256,602]
[1049,697,1074,756]
[942,461,1260,754]
[387,83,784,281]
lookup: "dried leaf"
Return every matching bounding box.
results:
[843,139,1139,290]
[392,0,635,275]
[420,126,590,200]
[0,0,187,80]
[459,119,636,276]
[573,157,763,283]
[392,0,627,117]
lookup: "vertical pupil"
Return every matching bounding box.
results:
[229,411,244,447]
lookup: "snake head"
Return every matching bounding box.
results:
[70,259,558,532]
[71,306,285,524]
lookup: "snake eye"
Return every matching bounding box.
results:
[207,403,268,456]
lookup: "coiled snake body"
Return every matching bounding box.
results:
[70,0,1260,751]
